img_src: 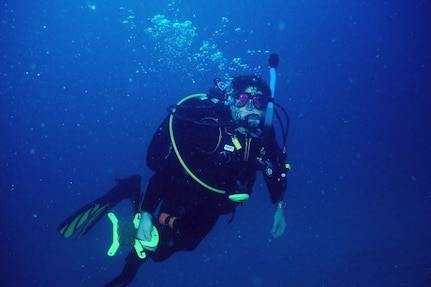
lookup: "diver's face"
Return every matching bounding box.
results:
[231,86,266,122]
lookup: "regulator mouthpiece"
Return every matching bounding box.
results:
[246,114,261,128]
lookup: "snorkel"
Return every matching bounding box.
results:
[265,53,279,127]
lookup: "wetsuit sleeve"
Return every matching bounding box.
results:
[262,128,288,203]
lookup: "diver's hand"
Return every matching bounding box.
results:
[136,211,153,242]
[271,207,286,238]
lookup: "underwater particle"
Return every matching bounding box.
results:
[86,0,96,10]
[33,213,38,218]
[278,20,285,31]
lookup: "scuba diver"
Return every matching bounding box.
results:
[58,54,291,287]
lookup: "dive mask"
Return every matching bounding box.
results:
[234,93,270,110]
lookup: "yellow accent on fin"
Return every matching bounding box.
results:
[59,207,93,238]
[107,213,120,257]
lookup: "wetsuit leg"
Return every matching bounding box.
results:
[150,199,220,262]
[174,202,219,251]
[104,250,146,287]
[58,174,142,238]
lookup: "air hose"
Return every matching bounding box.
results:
[168,93,226,195]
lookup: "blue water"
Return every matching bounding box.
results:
[1,1,430,286]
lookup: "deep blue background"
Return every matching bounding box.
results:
[1,1,430,286]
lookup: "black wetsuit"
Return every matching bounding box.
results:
[105,96,288,287]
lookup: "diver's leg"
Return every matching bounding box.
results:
[104,250,146,287]
[58,174,142,238]
[173,205,219,251]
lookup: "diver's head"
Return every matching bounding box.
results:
[227,75,271,132]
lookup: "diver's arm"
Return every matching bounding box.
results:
[264,168,287,238]
[264,152,287,238]
[261,129,288,238]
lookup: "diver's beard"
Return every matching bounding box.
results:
[232,106,263,133]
